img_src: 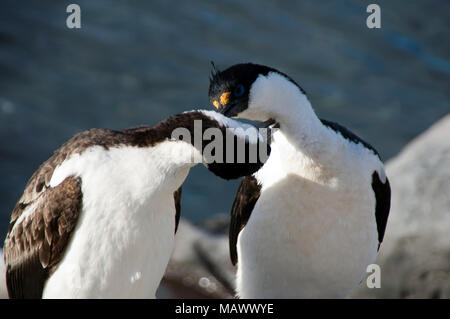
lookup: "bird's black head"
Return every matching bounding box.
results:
[208,63,305,120]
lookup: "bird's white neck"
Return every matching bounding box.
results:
[275,94,324,145]
[50,142,200,196]
[249,72,331,159]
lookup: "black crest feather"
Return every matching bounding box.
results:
[210,61,221,82]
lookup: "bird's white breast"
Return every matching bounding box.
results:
[43,142,195,298]
[237,129,382,298]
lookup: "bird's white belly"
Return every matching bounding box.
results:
[41,144,191,298]
[43,197,175,299]
[236,173,379,298]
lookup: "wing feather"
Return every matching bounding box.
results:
[3,176,82,299]
[371,172,391,249]
[173,186,182,234]
[229,176,261,266]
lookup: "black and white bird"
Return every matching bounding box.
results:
[209,63,391,298]
[3,110,269,299]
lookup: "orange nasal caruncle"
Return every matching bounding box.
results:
[220,92,231,106]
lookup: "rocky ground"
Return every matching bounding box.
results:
[1,114,449,299]
[352,114,450,298]
[156,219,235,299]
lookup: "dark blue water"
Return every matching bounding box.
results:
[0,0,449,240]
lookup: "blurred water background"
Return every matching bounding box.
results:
[0,0,449,241]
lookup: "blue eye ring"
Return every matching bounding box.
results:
[234,84,245,97]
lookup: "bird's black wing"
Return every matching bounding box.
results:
[3,176,83,299]
[229,176,261,265]
[320,119,381,159]
[371,172,391,250]
[173,186,182,234]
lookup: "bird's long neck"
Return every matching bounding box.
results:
[119,110,267,180]
[277,95,323,139]
[251,73,329,157]
[125,113,211,167]
[138,111,267,179]
[271,87,333,161]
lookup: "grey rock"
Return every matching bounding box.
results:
[201,212,230,235]
[157,220,235,299]
[353,114,450,298]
